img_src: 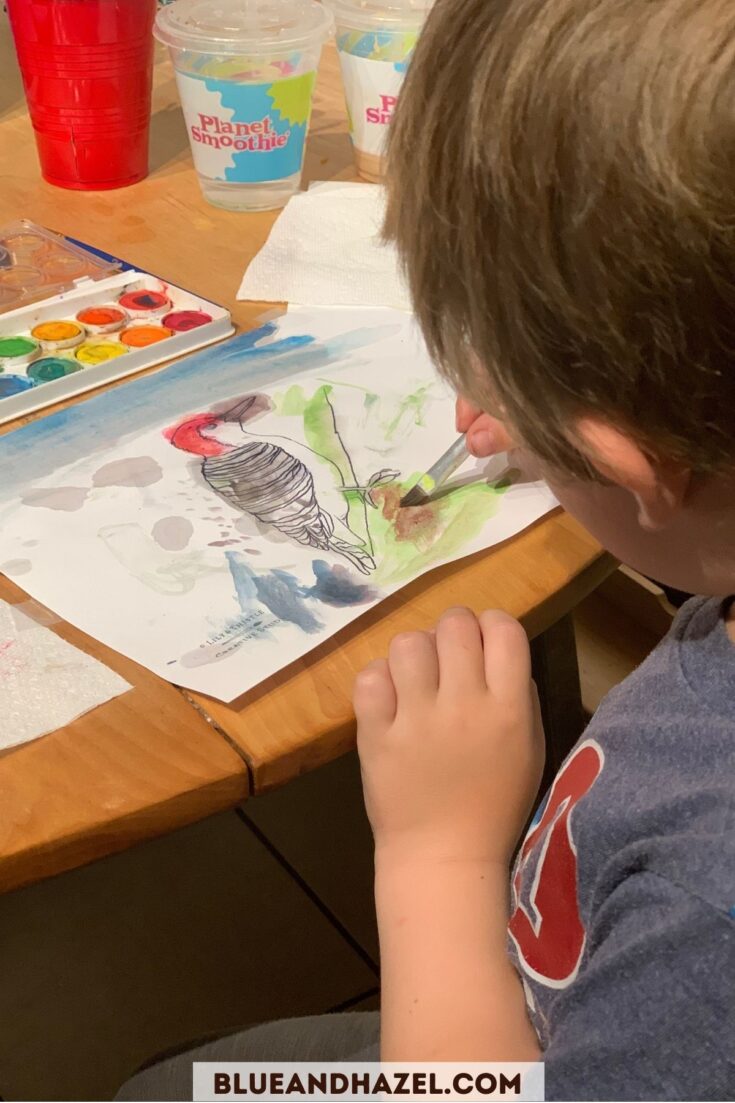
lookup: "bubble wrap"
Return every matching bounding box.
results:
[0,600,131,750]
[237,182,411,311]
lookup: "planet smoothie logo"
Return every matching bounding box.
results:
[365,93,398,126]
[181,72,316,184]
[191,114,289,152]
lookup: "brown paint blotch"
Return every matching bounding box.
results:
[1,558,31,576]
[152,516,194,551]
[22,486,89,511]
[92,456,163,488]
[211,392,272,423]
[375,486,440,546]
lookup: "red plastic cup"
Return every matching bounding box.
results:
[7,0,157,190]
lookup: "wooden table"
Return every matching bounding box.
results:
[0,28,615,893]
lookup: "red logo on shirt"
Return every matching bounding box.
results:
[508,739,604,988]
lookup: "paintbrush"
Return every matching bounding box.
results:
[399,435,469,508]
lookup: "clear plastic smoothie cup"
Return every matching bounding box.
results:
[331,0,433,182]
[154,0,334,211]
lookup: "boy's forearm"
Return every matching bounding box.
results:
[375,853,541,1063]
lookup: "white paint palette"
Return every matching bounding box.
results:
[0,268,233,426]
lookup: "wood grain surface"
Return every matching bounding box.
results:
[0,579,248,893]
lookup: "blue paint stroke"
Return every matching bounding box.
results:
[228,548,259,610]
[308,559,377,607]
[226,550,323,634]
[0,319,402,501]
[255,569,323,633]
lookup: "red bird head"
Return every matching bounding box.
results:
[164,413,232,457]
[165,398,260,456]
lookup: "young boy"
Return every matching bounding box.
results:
[118,0,734,1099]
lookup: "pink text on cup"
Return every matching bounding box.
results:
[365,94,398,126]
[190,113,290,152]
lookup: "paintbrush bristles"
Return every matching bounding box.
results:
[399,435,468,508]
[400,484,431,508]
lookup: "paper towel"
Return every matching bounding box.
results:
[0,600,131,750]
[238,182,412,311]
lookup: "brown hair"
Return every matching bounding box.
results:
[385,0,735,477]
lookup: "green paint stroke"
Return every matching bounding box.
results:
[267,72,316,128]
[382,385,432,441]
[373,476,513,586]
[302,385,372,551]
[261,381,516,583]
[272,383,308,416]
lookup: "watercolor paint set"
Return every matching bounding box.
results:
[0,220,234,425]
[0,220,119,313]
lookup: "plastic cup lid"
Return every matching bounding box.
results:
[154,0,334,55]
[327,0,433,30]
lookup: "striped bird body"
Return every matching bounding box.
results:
[166,405,378,572]
[203,440,336,551]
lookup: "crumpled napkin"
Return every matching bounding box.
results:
[237,181,411,311]
[0,599,131,749]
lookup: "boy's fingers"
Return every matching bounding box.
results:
[435,606,486,690]
[353,658,397,728]
[478,610,532,701]
[455,395,482,432]
[466,414,516,457]
[388,630,439,705]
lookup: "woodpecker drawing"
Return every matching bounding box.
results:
[166,396,396,575]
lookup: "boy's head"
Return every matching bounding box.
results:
[386,0,735,594]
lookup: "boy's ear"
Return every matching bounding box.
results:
[574,418,691,530]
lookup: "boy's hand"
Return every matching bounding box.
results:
[354,607,544,869]
[456,396,515,457]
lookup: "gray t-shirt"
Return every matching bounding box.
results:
[507,596,735,1101]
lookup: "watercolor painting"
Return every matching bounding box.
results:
[165,392,396,575]
[0,308,557,701]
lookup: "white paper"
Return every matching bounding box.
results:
[0,309,556,702]
[0,601,131,749]
[237,182,411,310]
